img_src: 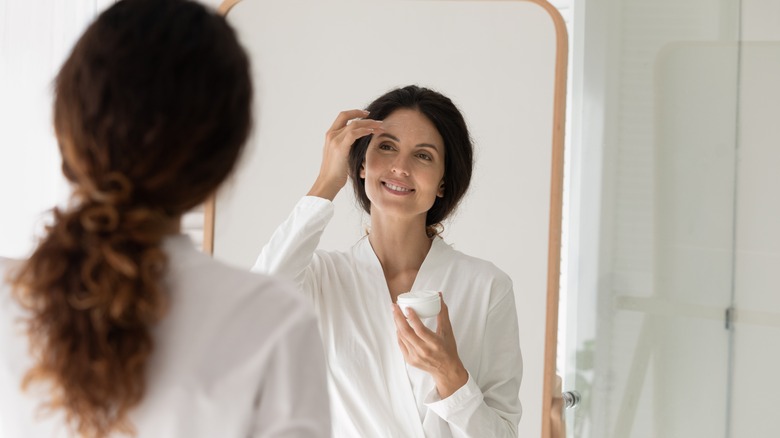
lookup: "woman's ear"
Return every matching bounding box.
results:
[437,179,445,198]
[360,162,366,179]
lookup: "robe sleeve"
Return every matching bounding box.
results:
[251,196,334,300]
[424,283,523,437]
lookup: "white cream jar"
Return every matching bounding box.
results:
[396,290,441,318]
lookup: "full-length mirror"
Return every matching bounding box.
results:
[208,1,567,436]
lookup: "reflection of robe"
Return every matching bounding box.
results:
[0,236,330,437]
[254,196,523,437]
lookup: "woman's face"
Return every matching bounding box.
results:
[361,108,445,222]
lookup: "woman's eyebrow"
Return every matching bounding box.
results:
[416,143,440,152]
[377,133,440,152]
[377,133,400,142]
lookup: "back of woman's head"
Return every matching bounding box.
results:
[348,85,474,230]
[11,0,252,436]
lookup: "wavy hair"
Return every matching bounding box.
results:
[10,0,252,436]
[348,85,474,233]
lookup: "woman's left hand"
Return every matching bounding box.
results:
[392,292,469,399]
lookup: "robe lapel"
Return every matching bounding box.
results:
[357,237,427,438]
[406,238,452,431]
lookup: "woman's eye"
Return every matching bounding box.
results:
[417,153,432,161]
[379,143,394,151]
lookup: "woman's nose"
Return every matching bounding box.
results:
[391,155,411,176]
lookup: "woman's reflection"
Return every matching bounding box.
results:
[253,85,522,437]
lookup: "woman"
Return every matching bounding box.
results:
[254,85,523,437]
[0,1,329,437]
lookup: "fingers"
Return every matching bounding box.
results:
[396,331,411,358]
[328,109,383,138]
[404,306,438,343]
[337,119,383,145]
[436,292,453,336]
[393,305,424,364]
[392,304,417,339]
[392,304,429,355]
[393,304,438,349]
[329,109,370,131]
[325,111,383,153]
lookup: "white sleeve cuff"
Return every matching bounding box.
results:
[292,196,335,229]
[298,195,334,212]
[423,372,483,421]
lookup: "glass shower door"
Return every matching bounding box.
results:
[562,1,741,437]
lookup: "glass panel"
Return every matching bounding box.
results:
[651,40,738,437]
[729,32,780,437]
[564,1,741,437]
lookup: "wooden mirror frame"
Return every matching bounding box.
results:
[203,1,567,436]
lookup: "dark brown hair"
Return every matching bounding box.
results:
[348,85,474,229]
[10,0,252,436]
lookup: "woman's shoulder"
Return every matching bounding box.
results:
[188,259,308,313]
[165,235,314,321]
[434,238,513,288]
[314,235,371,267]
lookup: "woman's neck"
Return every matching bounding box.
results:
[368,214,433,290]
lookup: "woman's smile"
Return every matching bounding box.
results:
[382,180,414,194]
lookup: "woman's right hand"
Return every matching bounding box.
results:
[307,109,383,201]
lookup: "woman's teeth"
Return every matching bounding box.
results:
[385,183,411,192]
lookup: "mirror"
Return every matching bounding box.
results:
[208,1,567,436]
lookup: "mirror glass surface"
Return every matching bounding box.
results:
[214,1,565,436]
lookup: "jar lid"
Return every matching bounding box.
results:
[397,290,440,303]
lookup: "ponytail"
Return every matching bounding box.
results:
[12,178,171,436]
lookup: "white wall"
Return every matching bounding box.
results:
[0,0,235,257]
[0,2,115,258]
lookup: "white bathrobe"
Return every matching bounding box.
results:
[253,196,523,437]
[0,235,330,438]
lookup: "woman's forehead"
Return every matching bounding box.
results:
[379,109,443,146]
